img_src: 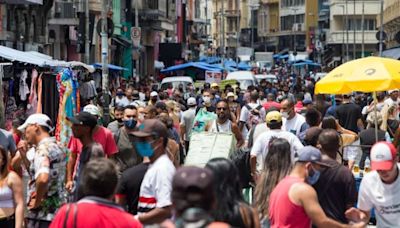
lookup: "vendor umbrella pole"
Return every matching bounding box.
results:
[373,92,379,142]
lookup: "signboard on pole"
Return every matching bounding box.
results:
[205,71,222,84]
[131,27,141,47]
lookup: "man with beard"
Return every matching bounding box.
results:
[207,100,243,148]
[107,106,125,135]
[114,105,142,173]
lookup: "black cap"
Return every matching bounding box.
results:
[67,112,97,129]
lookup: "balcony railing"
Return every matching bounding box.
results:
[225,9,240,17]
[327,30,378,44]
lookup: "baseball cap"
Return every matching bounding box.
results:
[150,91,158,97]
[266,111,282,123]
[67,112,97,129]
[83,104,100,117]
[211,83,219,88]
[130,119,168,138]
[370,142,397,171]
[187,97,197,106]
[295,146,327,166]
[172,166,214,205]
[388,89,398,94]
[226,92,235,98]
[18,113,53,132]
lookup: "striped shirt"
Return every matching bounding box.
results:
[138,154,175,214]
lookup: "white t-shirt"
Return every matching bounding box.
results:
[282,113,306,136]
[138,154,176,214]
[358,163,400,227]
[250,129,304,171]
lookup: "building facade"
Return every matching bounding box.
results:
[379,0,400,50]
[327,0,380,66]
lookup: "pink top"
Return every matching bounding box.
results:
[269,176,311,228]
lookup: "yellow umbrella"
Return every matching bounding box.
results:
[315,56,400,94]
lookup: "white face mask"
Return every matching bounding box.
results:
[281,111,289,119]
[203,96,211,104]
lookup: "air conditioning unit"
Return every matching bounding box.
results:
[54,1,75,18]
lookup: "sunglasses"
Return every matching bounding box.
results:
[217,107,228,111]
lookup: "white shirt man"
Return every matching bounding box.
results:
[250,111,304,173]
[281,99,306,136]
[348,142,400,227]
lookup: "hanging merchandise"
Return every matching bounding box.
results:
[26,69,38,116]
[55,68,79,149]
[4,80,17,130]
[19,69,29,101]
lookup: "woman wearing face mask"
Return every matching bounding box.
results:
[113,105,143,174]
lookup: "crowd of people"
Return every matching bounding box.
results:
[0,73,400,228]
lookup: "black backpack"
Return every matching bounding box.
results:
[229,147,252,189]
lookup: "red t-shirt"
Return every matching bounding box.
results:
[50,201,142,228]
[68,126,118,156]
[269,176,311,228]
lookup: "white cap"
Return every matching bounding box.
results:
[388,89,398,94]
[18,114,53,132]
[83,104,100,117]
[227,92,235,98]
[187,97,197,106]
[150,91,158,97]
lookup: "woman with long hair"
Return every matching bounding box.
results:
[205,158,260,228]
[0,146,24,228]
[254,138,292,228]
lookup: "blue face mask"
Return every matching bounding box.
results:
[135,141,154,157]
[124,119,137,129]
[306,166,321,185]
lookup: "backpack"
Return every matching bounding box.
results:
[244,104,262,130]
[229,147,252,189]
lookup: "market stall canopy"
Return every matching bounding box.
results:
[0,46,95,71]
[293,61,321,67]
[92,63,129,71]
[0,45,66,67]
[237,62,251,70]
[0,0,42,4]
[161,62,222,73]
[315,56,400,94]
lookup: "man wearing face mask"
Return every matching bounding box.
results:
[281,98,306,137]
[107,106,125,135]
[113,105,142,173]
[131,119,176,224]
[198,90,216,112]
[148,91,159,106]
[113,88,129,107]
[269,146,366,228]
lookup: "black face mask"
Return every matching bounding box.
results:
[116,118,123,123]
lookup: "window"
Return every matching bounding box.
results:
[347,18,377,31]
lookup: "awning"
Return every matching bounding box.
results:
[0,0,42,4]
[0,45,95,71]
[154,61,165,69]
[382,47,400,60]
[161,62,223,73]
[93,63,129,71]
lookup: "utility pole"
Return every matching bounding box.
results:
[205,0,209,52]
[378,0,384,57]
[292,8,299,53]
[85,0,90,63]
[345,0,349,61]
[361,0,365,57]
[251,7,254,50]
[339,5,345,63]
[236,0,240,63]
[134,0,140,84]
[353,0,356,59]
[101,0,110,125]
[221,0,225,66]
